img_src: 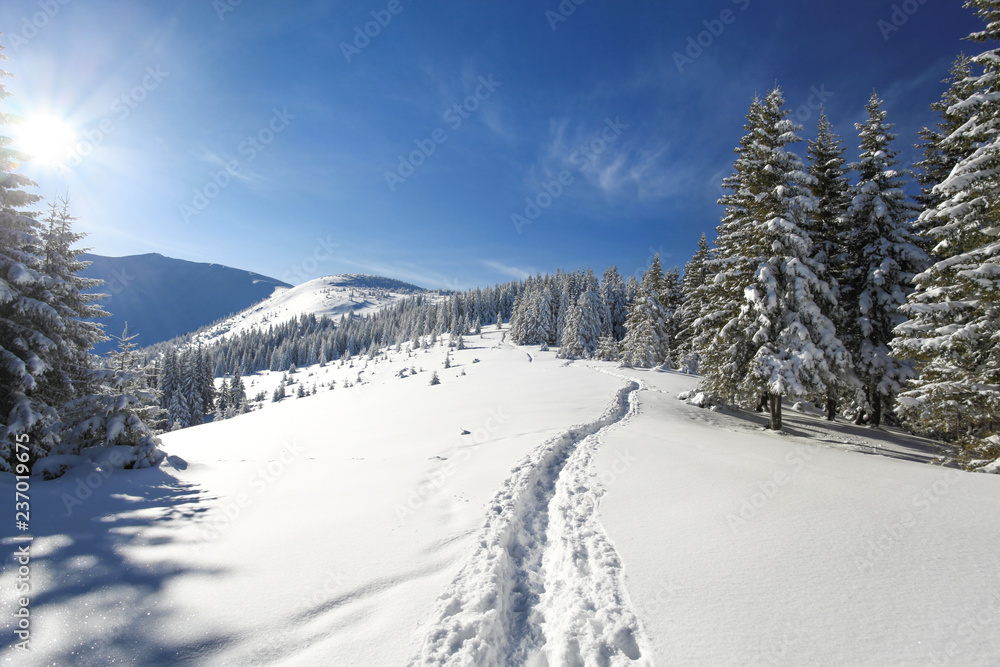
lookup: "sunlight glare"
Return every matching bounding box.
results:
[15,114,78,167]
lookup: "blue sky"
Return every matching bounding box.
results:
[0,0,980,290]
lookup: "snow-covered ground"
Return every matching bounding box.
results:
[3,329,1000,666]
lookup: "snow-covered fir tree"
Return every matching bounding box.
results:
[697,88,849,430]
[593,335,621,362]
[600,266,628,340]
[0,50,64,469]
[625,274,639,306]
[37,197,107,412]
[557,289,604,359]
[806,110,853,419]
[661,266,683,364]
[914,53,977,232]
[893,1,1000,453]
[674,233,711,371]
[621,255,671,368]
[842,93,927,427]
[229,364,247,413]
[57,325,163,468]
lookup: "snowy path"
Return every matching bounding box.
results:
[409,379,650,666]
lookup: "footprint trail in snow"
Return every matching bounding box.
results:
[408,379,652,666]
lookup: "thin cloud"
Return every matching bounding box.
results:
[481,259,532,281]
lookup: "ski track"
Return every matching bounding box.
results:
[408,378,651,666]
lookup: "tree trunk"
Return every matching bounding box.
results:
[870,391,882,428]
[825,389,837,421]
[854,386,870,425]
[769,392,782,431]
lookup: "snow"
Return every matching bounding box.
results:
[3,330,1000,665]
[186,275,430,349]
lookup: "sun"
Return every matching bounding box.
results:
[14,114,78,167]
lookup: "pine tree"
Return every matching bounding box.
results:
[806,110,853,419]
[37,197,108,410]
[58,325,163,468]
[177,349,204,427]
[625,275,639,306]
[621,255,671,368]
[0,44,61,470]
[893,1,1000,452]
[198,346,215,414]
[599,266,628,340]
[429,371,440,386]
[697,88,849,430]
[558,289,604,359]
[594,335,621,362]
[842,93,927,427]
[661,266,683,364]
[215,377,230,417]
[674,234,712,371]
[158,348,180,428]
[230,364,247,411]
[914,54,977,231]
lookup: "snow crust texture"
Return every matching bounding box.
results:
[409,380,650,666]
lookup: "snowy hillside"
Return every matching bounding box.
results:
[4,329,999,666]
[179,274,428,349]
[81,253,290,352]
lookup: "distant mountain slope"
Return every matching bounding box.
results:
[81,253,290,352]
[181,273,428,349]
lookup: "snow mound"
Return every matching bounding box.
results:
[677,389,712,408]
[977,458,1000,474]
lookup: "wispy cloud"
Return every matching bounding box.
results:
[189,145,258,183]
[480,259,533,281]
[525,116,683,202]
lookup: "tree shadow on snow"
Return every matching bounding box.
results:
[715,401,952,466]
[1,464,236,665]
